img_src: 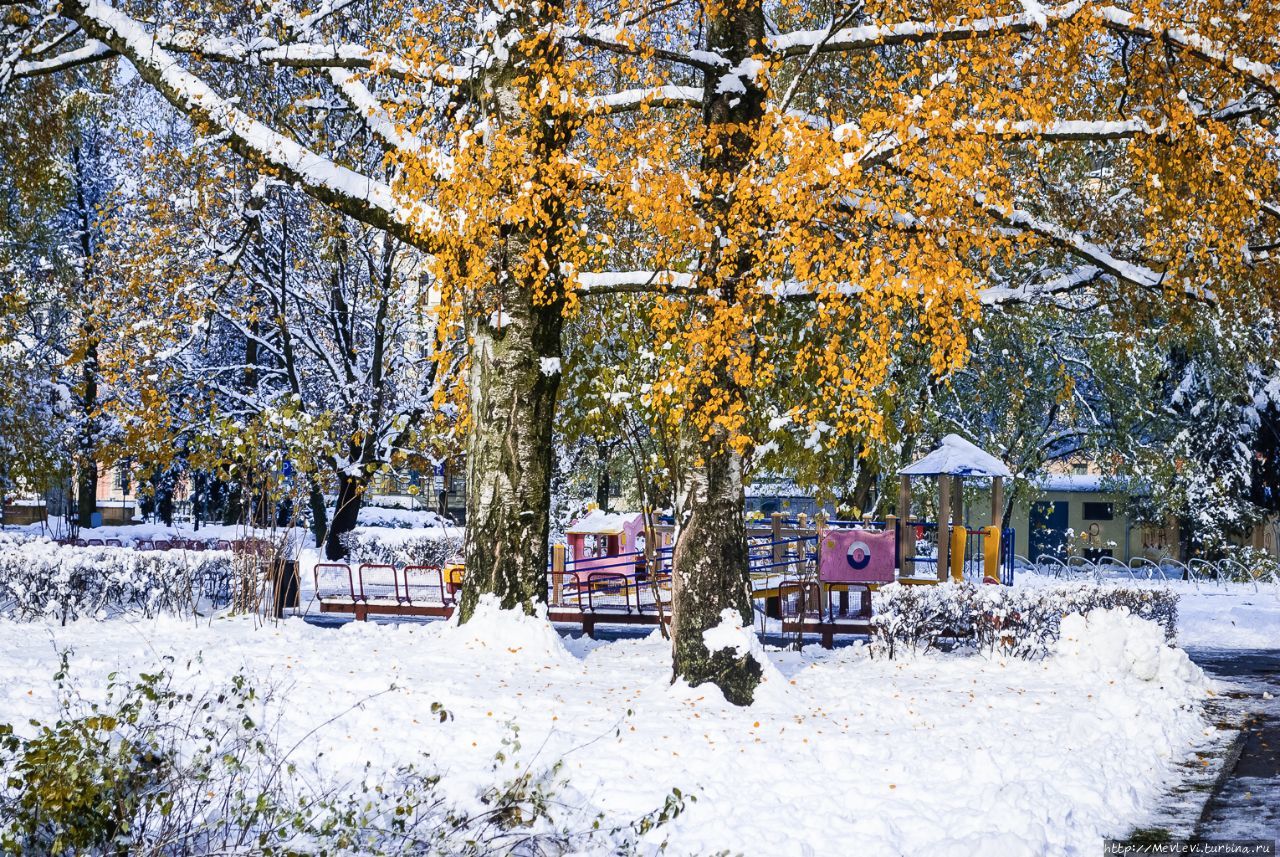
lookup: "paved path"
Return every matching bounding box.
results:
[1185,648,1280,846]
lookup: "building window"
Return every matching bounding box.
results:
[114,465,130,493]
[1082,501,1113,521]
[1072,463,1089,475]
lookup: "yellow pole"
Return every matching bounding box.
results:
[950,525,966,582]
[982,526,1002,584]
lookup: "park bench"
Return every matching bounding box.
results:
[311,561,670,636]
[313,563,455,621]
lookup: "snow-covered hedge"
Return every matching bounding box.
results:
[871,581,1178,659]
[339,527,463,568]
[355,505,453,529]
[0,537,235,622]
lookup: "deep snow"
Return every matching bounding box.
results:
[0,600,1219,856]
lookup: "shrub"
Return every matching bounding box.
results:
[0,539,235,622]
[1219,545,1280,584]
[871,581,1178,659]
[340,528,463,569]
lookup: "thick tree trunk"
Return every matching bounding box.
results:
[325,471,366,559]
[668,0,768,703]
[76,455,97,529]
[76,339,98,529]
[456,3,568,622]
[309,478,329,549]
[458,296,563,619]
[670,429,760,704]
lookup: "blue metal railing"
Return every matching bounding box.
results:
[555,523,1017,586]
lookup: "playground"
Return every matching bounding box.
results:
[303,436,1023,643]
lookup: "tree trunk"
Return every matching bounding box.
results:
[456,3,569,622]
[668,0,768,704]
[309,478,329,549]
[76,454,97,529]
[458,296,563,619]
[76,339,98,530]
[596,443,611,512]
[325,470,366,559]
[670,428,760,704]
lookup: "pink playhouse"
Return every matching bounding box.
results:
[565,510,646,581]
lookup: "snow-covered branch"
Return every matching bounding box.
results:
[9,38,112,80]
[1095,7,1280,99]
[576,264,1111,307]
[326,68,427,155]
[63,0,440,252]
[959,117,1168,141]
[959,185,1171,292]
[583,85,703,115]
[575,270,700,294]
[767,2,1088,56]
[769,3,1280,100]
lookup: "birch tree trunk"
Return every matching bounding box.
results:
[671,428,759,704]
[457,5,568,621]
[458,293,563,619]
[669,0,767,704]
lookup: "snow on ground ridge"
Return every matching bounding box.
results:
[0,605,1218,857]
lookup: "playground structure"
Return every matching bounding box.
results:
[896,433,1012,584]
[311,436,1024,645]
[564,509,648,583]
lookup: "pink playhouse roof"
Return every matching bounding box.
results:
[566,510,642,536]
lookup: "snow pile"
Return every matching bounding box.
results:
[18,558,1272,853]
[873,579,1178,658]
[1172,581,1280,649]
[338,525,463,568]
[1056,608,1207,694]
[0,607,1218,856]
[7,518,307,551]
[701,607,788,693]
[433,595,572,667]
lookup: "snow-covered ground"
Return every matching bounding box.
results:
[1171,581,1280,649]
[0,600,1217,856]
[1013,573,1280,651]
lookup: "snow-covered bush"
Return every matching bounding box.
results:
[0,539,234,622]
[1220,545,1280,584]
[872,581,1178,659]
[340,528,463,568]
[356,505,453,529]
[867,582,977,659]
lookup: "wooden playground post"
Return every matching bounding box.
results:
[897,476,913,577]
[551,543,565,606]
[937,475,951,582]
[766,511,785,619]
[771,512,784,565]
[810,513,824,614]
[990,475,1005,530]
[951,476,965,582]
